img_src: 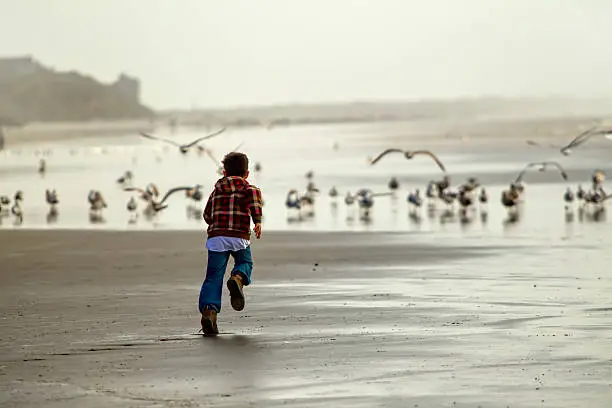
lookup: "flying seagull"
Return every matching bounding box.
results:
[560,123,612,156]
[515,161,568,183]
[125,185,200,212]
[138,127,226,154]
[205,141,246,175]
[369,149,446,172]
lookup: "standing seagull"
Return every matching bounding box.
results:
[126,196,138,223]
[117,170,133,186]
[328,186,339,199]
[88,190,108,215]
[369,149,447,172]
[354,189,393,218]
[563,187,575,211]
[407,189,422,213]
[388,177,400,191]
[11,197,23,225]
[138,127,226,155]
[45,189,59,208]
[479,187,488,205]
[45,189,59,223]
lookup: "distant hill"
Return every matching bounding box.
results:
[0,56,154,125]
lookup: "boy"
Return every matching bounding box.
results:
[199,152,263,336]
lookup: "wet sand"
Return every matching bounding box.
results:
[1,230,611,407]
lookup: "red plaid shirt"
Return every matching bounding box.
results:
[203,176,263,240]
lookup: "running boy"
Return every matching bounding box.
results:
[199,152,263,335]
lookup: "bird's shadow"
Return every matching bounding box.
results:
[503,211,521,227]
[46,209,59,224]
[89,212,106,224]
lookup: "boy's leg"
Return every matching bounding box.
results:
[199,250,230,334]
[231,246,254,285]
[226,246,253,311]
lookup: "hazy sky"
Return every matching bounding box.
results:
[1,1,611,109]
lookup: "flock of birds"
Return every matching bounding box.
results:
[282,125,612,225]
[0,122,611,227]
[0,127,261,226]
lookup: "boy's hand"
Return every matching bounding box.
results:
[253,223,262,239]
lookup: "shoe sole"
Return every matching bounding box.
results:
[227,278,245,311]
[201,317,218,336]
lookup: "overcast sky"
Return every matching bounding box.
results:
[1,0,611,109]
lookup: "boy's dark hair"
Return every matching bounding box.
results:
[222,152,249,176]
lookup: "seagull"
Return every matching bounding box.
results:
[560,124,612,156]
[148,186,202,213]
[138,128,226,154]
[186,185,204,202]
[501,183,521,211]
[407,189,422,211]
[87,190,108,213]
[127,196,138,213]
[369,149,446,172]
[425,181,436,199]
[306,181,318,194]
[204,141,245,175]
[592,169,606,188]
[459,178,480,194]
[344,192,356,206]
[577,185,586,201]
[0,196,9,217]
[388,177,399,191]
[563,187,575,211]
[329,186,338,198]
[45,189,59,207]
[38,159,46,175]
[11,200,23,224]
[515,161,568,184]
[124,183,159,202]
[479,187,488,205]
[354,189,393,218]
[285,189,301,210]
[117,170,133,186]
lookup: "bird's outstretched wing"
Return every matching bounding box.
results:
[138,132,181,147]
[204,149,220,166]
[369,149,405,165]
[560,122,605,153]
[371,192,394,198]
[231,141,245,152]
[158,187,193,205]
[183,128,227,148]
[515,161,568,183]
[123,187,147,195]
[542,161,569,181]
[515,162,540,183]
[410,150,447,172]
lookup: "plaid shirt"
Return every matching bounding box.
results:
[203,176,263,240]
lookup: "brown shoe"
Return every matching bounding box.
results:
[227,274,245,311]
[201,309,218,336]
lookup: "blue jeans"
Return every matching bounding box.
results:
[198,246,253,313]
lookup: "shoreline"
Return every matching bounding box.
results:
[2,110,611,150]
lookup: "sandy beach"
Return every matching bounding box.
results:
[1,114,611,407]
[1,230,611,407]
